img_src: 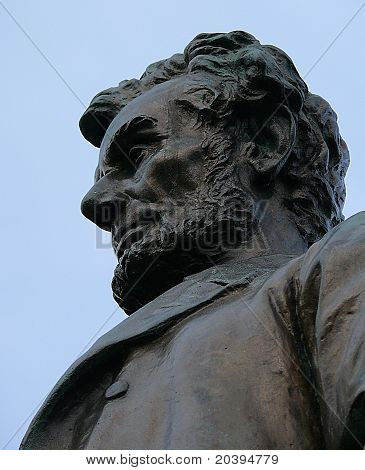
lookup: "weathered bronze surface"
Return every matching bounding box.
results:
[21,31,365,449]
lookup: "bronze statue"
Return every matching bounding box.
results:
[21,31,365,449]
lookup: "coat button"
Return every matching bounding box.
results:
[105,380,129,399]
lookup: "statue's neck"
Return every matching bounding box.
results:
[215,199,308,267]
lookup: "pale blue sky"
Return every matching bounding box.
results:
[0,0,364,449]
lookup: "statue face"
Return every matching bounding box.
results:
[81,75,255,313]
[94,76,210,243]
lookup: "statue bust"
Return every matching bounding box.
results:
[21,31,365,450]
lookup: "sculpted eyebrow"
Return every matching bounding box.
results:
[105,115,163,164]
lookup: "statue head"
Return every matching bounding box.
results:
[80,31,349,314]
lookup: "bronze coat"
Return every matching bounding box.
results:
[21,212,365,449]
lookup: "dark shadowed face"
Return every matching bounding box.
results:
[81,75,255,313]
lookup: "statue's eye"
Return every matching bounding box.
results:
[129,145,147,167]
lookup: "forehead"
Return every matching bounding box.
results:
[104,76,193,139]
[98,74,215,165]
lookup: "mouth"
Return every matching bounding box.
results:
[114,225,150,260]
[112,204,162,260]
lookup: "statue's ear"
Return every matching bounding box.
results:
[244,105,296,183]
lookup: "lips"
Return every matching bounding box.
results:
[111,202,161,259]
[114,225,150,259]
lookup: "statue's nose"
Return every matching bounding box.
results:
[81,176,128,231]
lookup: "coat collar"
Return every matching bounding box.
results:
[74,253,295,363]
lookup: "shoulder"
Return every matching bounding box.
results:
[296,212,365,448]
[300,211,365,278]
[298,211,365,319]
[315,211,365,250]
[296,211,365,364]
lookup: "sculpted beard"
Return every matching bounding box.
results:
[111,182,256,315]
